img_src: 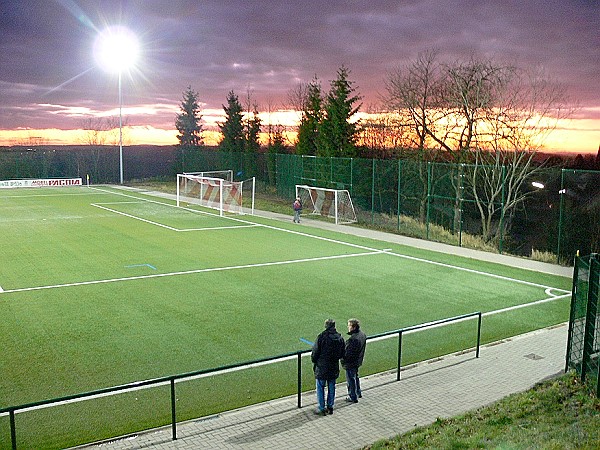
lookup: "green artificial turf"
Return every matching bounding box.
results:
[0,186,572,449]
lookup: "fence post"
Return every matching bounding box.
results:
[498,165,506,254]
[597,356,600,398]
[556,169,566,263]
[10,410,17,450]
[565,252,580,372]
[297,352,302,408]
[396,330,403,381]
[581,254,599,382]
[371,159,376,224]
[426,162,431,240]
[170,379,177,440]
[397,159,401,232]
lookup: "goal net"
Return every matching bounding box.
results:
[295,185,357,225]
[177,174,255,216]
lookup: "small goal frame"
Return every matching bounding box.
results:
[295,184,357,225]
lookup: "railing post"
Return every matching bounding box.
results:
[10,410,17,450]
[297,352,302,408]
[396,330,403,381]
[170,379,177,440]
[476,312,482,358]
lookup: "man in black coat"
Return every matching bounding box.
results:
[311,319,345,415]
[341,318,366,403]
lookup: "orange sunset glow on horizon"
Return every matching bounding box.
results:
[1,113,598,156]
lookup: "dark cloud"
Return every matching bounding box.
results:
[0,0,598,132]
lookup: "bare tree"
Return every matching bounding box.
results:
[358,106,411,157]
[385,52,573,243]
[79,117,108,146]
[466,68,573,242]
[385,50,448,152]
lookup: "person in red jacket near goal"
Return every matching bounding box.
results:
[293,196,302,223]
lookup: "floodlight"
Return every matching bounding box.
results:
[94,26,139,74]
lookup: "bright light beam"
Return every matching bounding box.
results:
[94,26,140,184]
[94,26,140,74]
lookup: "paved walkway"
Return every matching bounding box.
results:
[78,324,568,450]
[76,192,572,450]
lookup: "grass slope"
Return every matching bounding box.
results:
[365,372,600,449]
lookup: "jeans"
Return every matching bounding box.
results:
[345,368,361,401]
[315,378,336,411]
[293,210,301,223]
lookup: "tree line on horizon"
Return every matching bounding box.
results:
[175,51,575,165]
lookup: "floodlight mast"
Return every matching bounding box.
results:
[118,70,123,184]
[94,26,139,184]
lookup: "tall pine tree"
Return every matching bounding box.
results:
[175,86,203,170]
[319,66,362,157]
[244,103,262,154]
[296,77,323,155]
[219,90,245,152]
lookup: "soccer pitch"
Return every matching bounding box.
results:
[0,185,572,448]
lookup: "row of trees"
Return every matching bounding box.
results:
[175,65,364,158]
[174,52,573,244]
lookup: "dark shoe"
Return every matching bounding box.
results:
[327,406,333,415]
[314,408,327,416]
[358,393,362,398]
[345,397,358,403]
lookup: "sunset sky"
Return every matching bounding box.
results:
[0,0,598,153]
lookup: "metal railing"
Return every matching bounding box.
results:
[1,311,482,449]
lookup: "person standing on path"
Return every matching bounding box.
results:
[293,196,302,223]
[341,318,367,403]
[311,319,345,415]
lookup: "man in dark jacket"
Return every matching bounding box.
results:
[341,318,366,403]
[311,319,345,415]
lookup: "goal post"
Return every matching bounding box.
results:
[177,173,255,216]
[295,184,357,225]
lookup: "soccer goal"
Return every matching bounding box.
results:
[177,173,255,216]
[295,185,357,225]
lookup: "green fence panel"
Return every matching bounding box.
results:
[567,253,599,396]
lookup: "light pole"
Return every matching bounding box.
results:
[118,69,123,184]
[94,26,139,184]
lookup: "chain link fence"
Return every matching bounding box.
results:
[1,146,598,262]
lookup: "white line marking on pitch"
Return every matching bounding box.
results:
[65,187,574,295]
[0,250,386,295]
[91,203,180,231]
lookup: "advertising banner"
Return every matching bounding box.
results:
[0,178,83,188]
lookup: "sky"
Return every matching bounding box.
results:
[0,0,599,153]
